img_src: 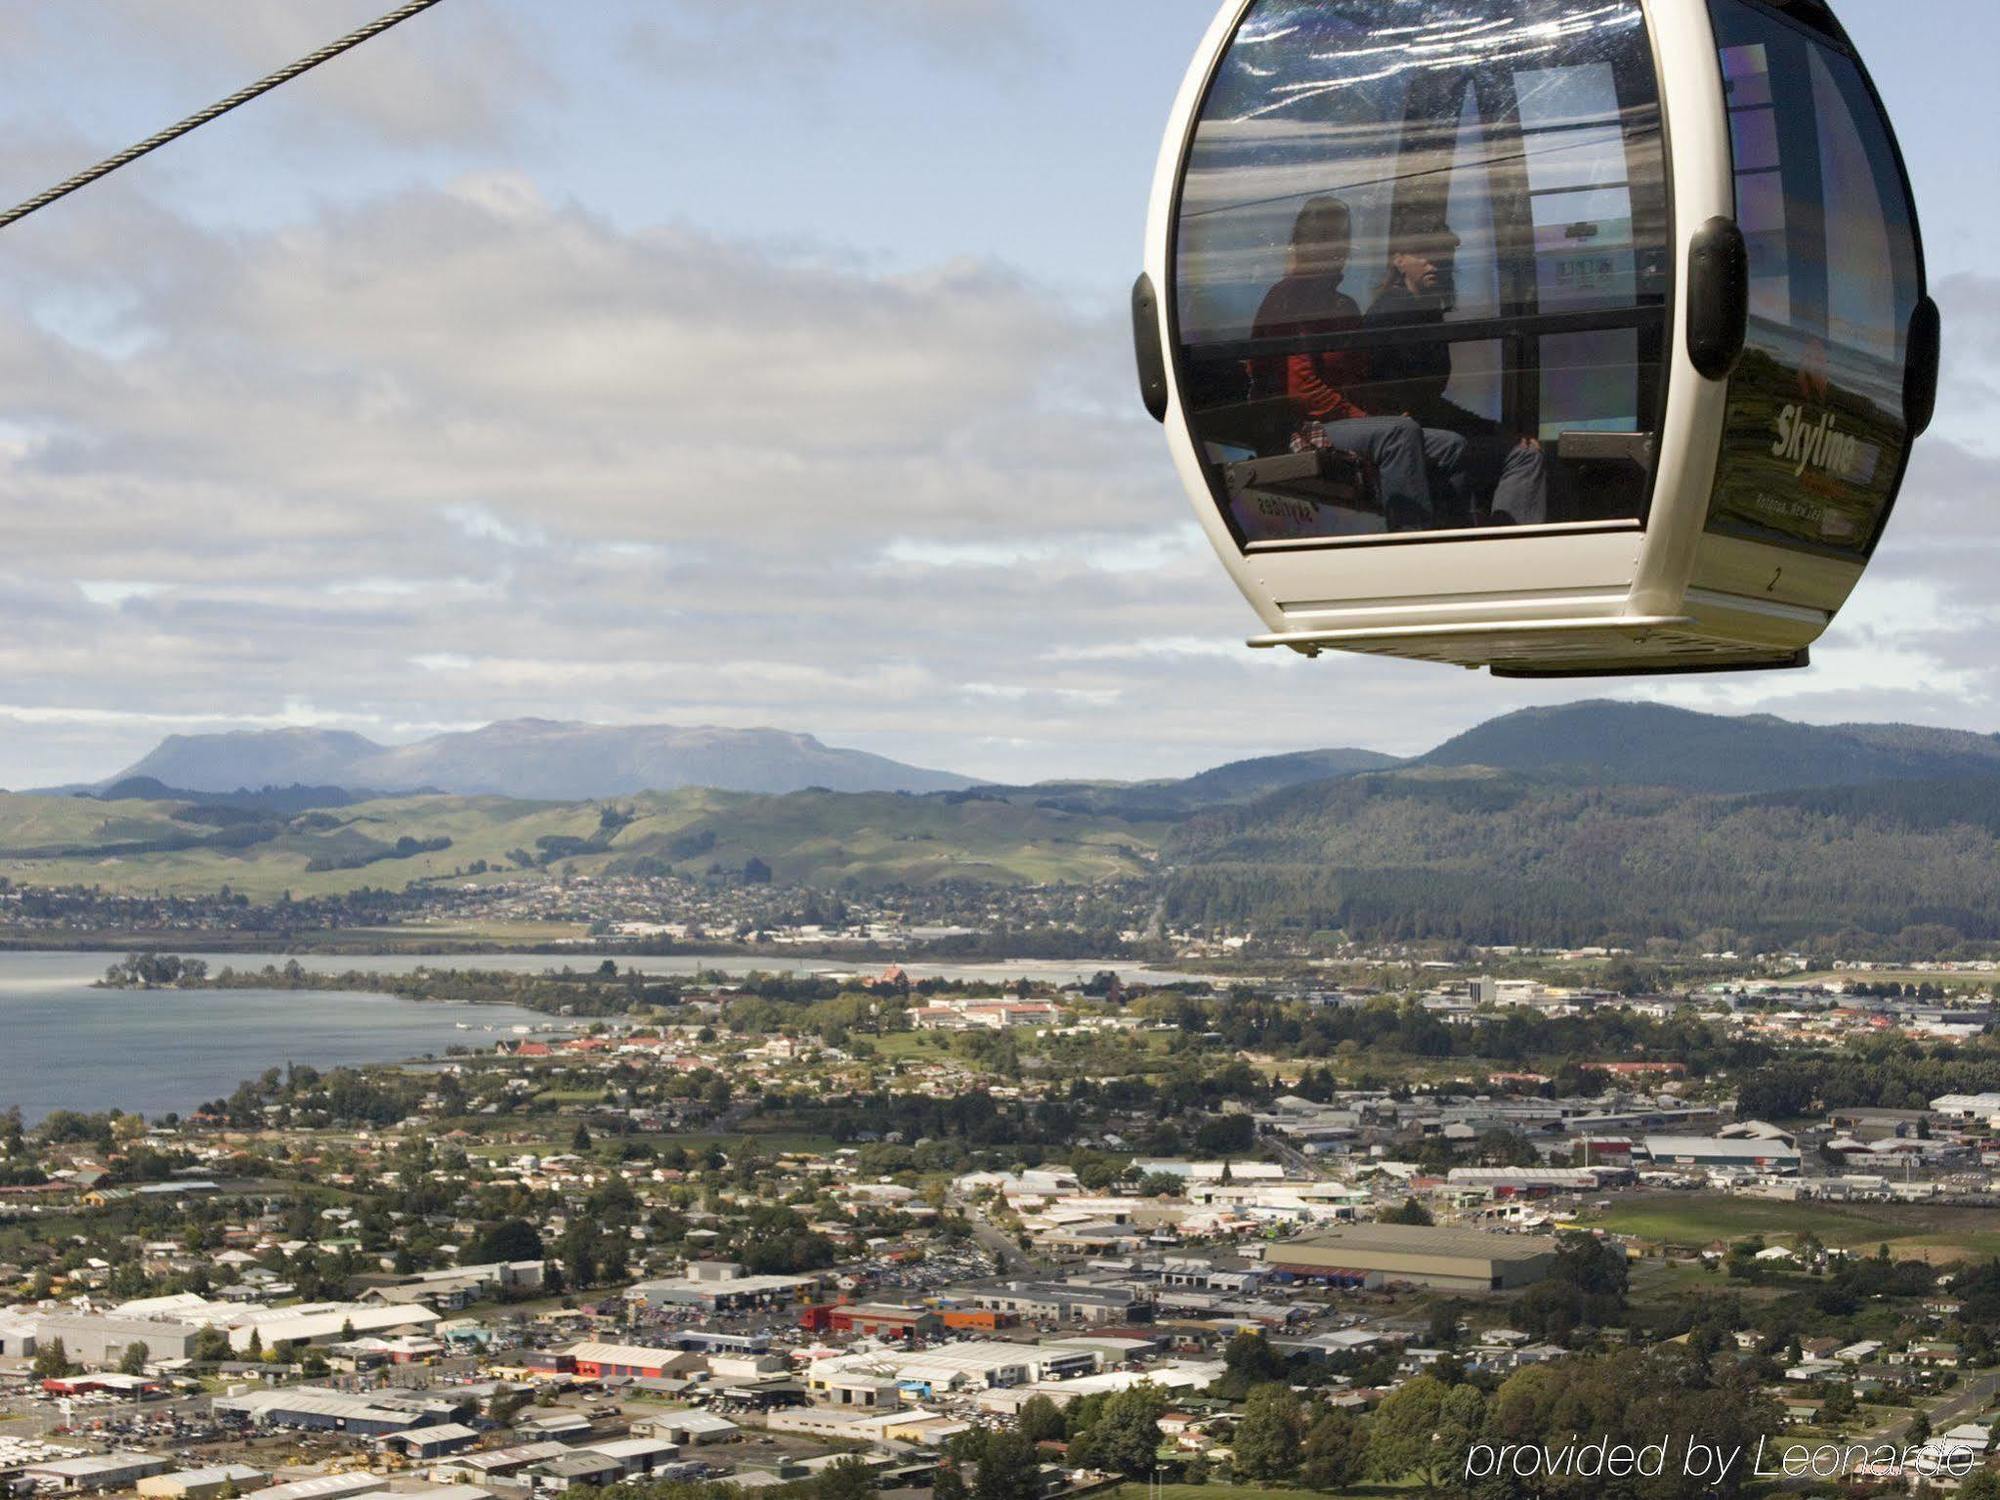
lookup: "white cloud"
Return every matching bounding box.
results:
[0,50,1995,791]
[77,580,167,607]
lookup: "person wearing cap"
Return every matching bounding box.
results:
[1367,209,1550,526]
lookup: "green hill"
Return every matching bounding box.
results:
[1162,767,2000,948]
[0,786,1165,898]
[1419,701,2000,791]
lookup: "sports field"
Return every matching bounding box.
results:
[1592,1194,2000,1261]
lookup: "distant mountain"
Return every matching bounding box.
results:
[107,719,977,799]
[1418,701,2000,793]
[1170,746,1402,804]
[118,728,386,793]
[980,747,1401,820]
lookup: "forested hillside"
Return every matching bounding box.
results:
[1419,701,2000,791]
[1163,769,2000,949]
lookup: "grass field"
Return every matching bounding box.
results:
[871,1031,954,1063]
[1593,1194,2000,1261]
[0,785,1163,897]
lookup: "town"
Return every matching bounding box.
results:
[0,951,1992,1500]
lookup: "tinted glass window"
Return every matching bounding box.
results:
[1704,0,1921,555]
[1174,0,1669,547]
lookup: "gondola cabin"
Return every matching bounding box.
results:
[1134,0,1938,675]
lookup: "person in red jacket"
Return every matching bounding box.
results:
[1250,195,1459,531]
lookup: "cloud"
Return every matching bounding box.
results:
[0,1,555,152]
[621,0,1045,85]
[0,50,1996,791]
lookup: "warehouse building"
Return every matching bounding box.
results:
[226,1303,441,1352]
[254,1475,384,1500]
[628,1264,822,1313]
[1641,1135,1802,1173]
[23,1454,173,1494]
[212,1388,472,1437]
[969,1281,1151,1326]
[562,1341,706,1380]
[1447,1166,1622,1195]
[826,1304,943,1340]
[2,1313,202,1366]
[1264,1224,1558,1292]
[136,1466,270,1500]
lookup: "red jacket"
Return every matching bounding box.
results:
[1250,273,1371,422]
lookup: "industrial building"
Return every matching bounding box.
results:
[1446,1166,1620,1195]
[0,1313,201,1366]
[969,1281,1151,1325]
[23,1454,173,1494]
[825,1303,942,1340]
[136,1466,270,1500]
[1263,1224,1559,1292]
[627,1267,822,1313]
[212,1387,471,1437]
[226,1303,441,1352]
[1642,1135,1803,1173]
[561,1341,706,1380]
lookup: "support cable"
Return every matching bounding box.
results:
[0,0,451,232]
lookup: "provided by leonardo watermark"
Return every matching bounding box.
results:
[1464,1434,1980,1483]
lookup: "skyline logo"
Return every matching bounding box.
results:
[1772,404,1862,481]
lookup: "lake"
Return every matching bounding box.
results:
[0,950,1215,1123]
[0,955,559,1124]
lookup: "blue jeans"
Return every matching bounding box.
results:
[1325,419,1550,528]
[1320,416,1435,531]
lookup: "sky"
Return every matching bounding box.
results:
[0,0,1996,790]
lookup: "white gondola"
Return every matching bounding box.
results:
[1134,0,1937,675]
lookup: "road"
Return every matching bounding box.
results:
[1858,1368,2000,1447]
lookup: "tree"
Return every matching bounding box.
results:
[1907,1409,1932,1445]
[1385,1196,1434,1227]
[32,1337,73,1379]
[1016,1395,1067,1446]
[558,1220,597,1289]
[1428,1300,1462,1350]
[816,1458,875,1500]
[1194,1114,1254,1156]
[1300,1409,1368,1492]
[1071,1383,1168,1480]
[1369,1374,1485,1494]
[1234,1385,1306,1482]
[192,1326,232,1363]
[117,1341,150,1376]
[1958,1469,2000,1500]
[1222,1330,1287,1386]
[475,1217,544,1264]
[973,1430,1042,1500]
[571,1123,593,1153]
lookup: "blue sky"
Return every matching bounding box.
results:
[0,0,1996,789]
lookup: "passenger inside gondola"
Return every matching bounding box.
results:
[1248,196,1445,532]
[1366,210,1550,526]
[1249,196,1546,532]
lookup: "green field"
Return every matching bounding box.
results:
[1593,1194,2000,1261]
[0,784,1165,898]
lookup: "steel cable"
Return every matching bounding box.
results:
[0,0,451,232]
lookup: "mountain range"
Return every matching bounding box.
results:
[10,701,2000,946]
[71,701,2000,804]
[94,719,976,800]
